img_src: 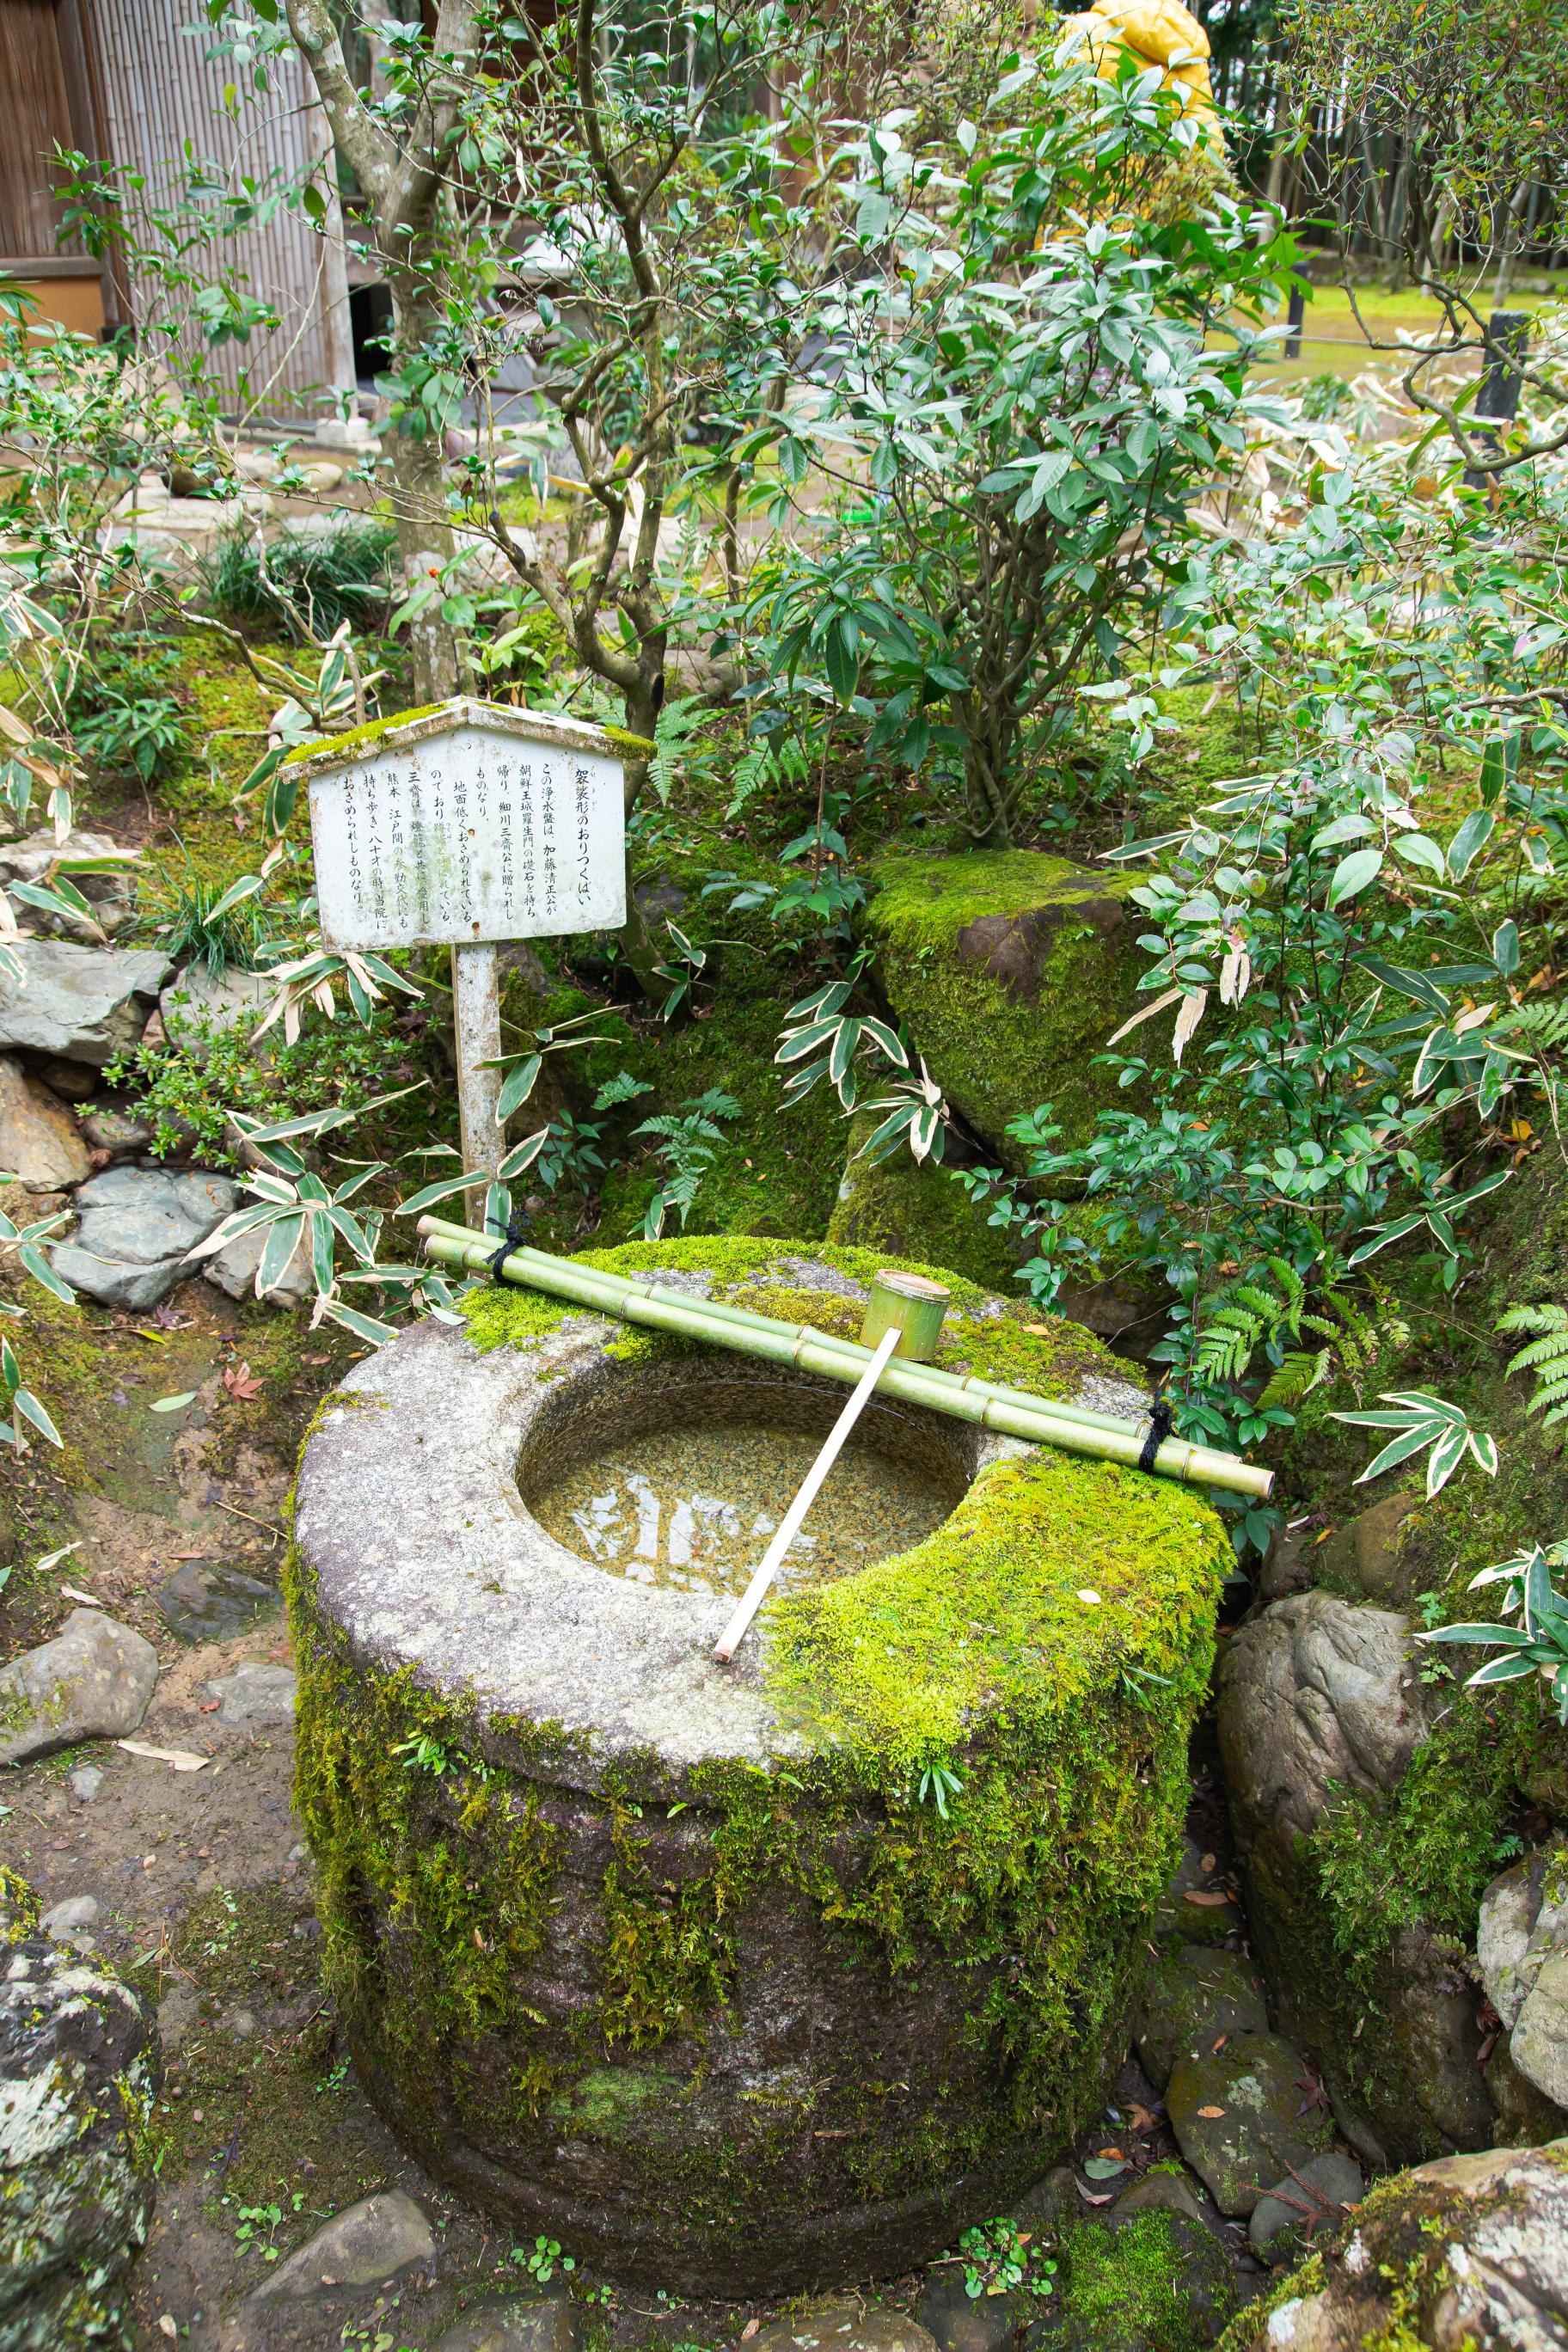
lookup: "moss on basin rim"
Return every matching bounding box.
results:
[288,1240,1228,2295]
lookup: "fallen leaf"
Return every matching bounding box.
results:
[34,1540,81,1574]
[119,1741,210,1773]
[1195,2105,1227,2119]
[199,1701,220,1713]
[1185,1890,1231,1907]
[134,1327,171,1344]
[742,2324,760,2342]
[158,2321,177,2343]
[1024,1322,1053,1335]
[1075,1588,1102,1606]
[222,1361,264,1402]
[1074,2182,1116,2204]
[1127,2103,1158,2132]
[1199,1852,1216,1873]
[59,1584,102,1607]
[150,1392,197,1413]
[1211,2032,1228,2052]
[1083,2154,1127,2180]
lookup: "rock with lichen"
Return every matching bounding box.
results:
[1217,2138,1568,2350]
[0,1869,161,2352]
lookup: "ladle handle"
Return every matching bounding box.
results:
[713,1325,902,1664]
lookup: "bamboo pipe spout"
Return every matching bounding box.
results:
[414,1221,1274,1503]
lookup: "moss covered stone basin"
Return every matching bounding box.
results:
[289,1240,1228,2296]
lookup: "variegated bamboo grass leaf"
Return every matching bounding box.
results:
[475,1008,620,1125]
[185,1165,387,1328]
[1421,1545,1568,1724]
[857,1056,946,1164]
[1330,1388,1498,1498]
[252,941,421,1045]
[227,1081,429,1178]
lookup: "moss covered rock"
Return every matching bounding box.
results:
[1218,2138,1568,2350]
[291,1240,1228,2295]
[1029,2196,1238,2351]
[0,1871,160,2351]
[863,853,1145,1169]
[827,1116,1023,1293]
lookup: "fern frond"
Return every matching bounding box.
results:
[1499,1301,1568,1423]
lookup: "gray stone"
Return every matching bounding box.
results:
[1219,1591,1430,1857]
[49,1161,235,1308]
[205,1660,297,1725]
[918,2271,1029,2352]
[1314,1491,1422,1605]
[1478,1846,1568,2112]
[1248,2152,1363,2263]
[158,963,273,1058]
[1137,1944,1269,2090]
[68,1765,103,1801]
[0,1609,158,1765]
[435,2292,585,2352]
[0,1873,159,2352]
[0,828,137,944]
[156,1561,279,1644]
[0,940,170,1064]
[40,1896,100,1940]
[1166,2032,1335,2217]
[1484,2037,1568,2146]
[77,1100,154,1158]
[0,1056,90,1188]
[1221,2139,1568,2351]
[248,2188,434,2303]
[202,1216,312,1307]
[748,2306,939,2352]
[1153,1835,1244,1947]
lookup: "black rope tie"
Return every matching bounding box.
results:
[1138,1398,1175,1474]
[487,1211,530,1282]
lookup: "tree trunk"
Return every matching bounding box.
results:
[387,284,462,705]
[616,671,665,990]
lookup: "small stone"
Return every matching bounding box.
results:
[0,940,171,1065]
[747,2305,940,2352]
[1008,2167,1079,2237]
[247,2189,434,2303]
[1247,2152,1363,2263]
[314,414,375,450]
[39,1057,98,1102]
[78,1100,155,1158]
[156,1980,201,2051]
[0,1609,158,1765]
[1136,1944,1269,2091]
[1153,1836,1243,1947]
[1166,2032,1335,2217]
[1106,2168,1214,2231]
[202,1217,312,1308]
[69,1764,104,1801]
[50,1161,236,1309]
[205,1660,297,1725]
[0,827,138,942]
[40,1893,101,1939]
[156,1561,279,1644]
[0,1054,91,1187]
[224,2006,257,2039]
[918,2271,1028,2352]
[435,2291,585,2352]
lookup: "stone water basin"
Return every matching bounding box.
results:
[290,1241,1226,2296]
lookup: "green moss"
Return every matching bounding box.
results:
[279,702,447,768]
[828,1114,1022,1292]
[863,850,1145,1167]
[1040,2210,1235,2352]
[293,1240,1227,2269]
[0,1865,40,1939]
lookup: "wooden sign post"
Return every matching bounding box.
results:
[297,699,627,1219]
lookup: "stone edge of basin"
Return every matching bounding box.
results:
[293,1252,1149,1798]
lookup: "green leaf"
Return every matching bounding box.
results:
[1446,809,1495,881]
[150,1391,198,1412]
[1326,847,1384,908]
[13,1388,62,1445]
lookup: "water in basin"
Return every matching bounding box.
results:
[529,1420,953,1596]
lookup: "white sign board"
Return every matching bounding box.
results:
[302,701,627,953]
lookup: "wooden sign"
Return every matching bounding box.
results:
[293,699,627,1203]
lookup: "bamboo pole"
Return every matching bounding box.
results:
[418,1216,1167,1445]
[416,1222,1274,1501]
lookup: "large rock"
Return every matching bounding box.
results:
[0,828,137,943]
[0,1055,90,1189]
[49,1161,235,1308]
[1247,2151,1363,2264]
[0,1610,157,1765]
[0,941,170,1064]
[1479,1846,1568,2112]
[1166,2031,1335,2216]
[1216,1591,1488,2165]
[158,962,273,1058]
[1219,2138,1568,2350]
[248,2187,433,2302]
[864,851,1144,1168]
[0,1871,160,2351]
[1137,1943,1270,2092]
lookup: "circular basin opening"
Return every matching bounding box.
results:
[518,1356,971,1597]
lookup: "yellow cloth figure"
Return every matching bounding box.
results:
[1056,0,1221,137]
